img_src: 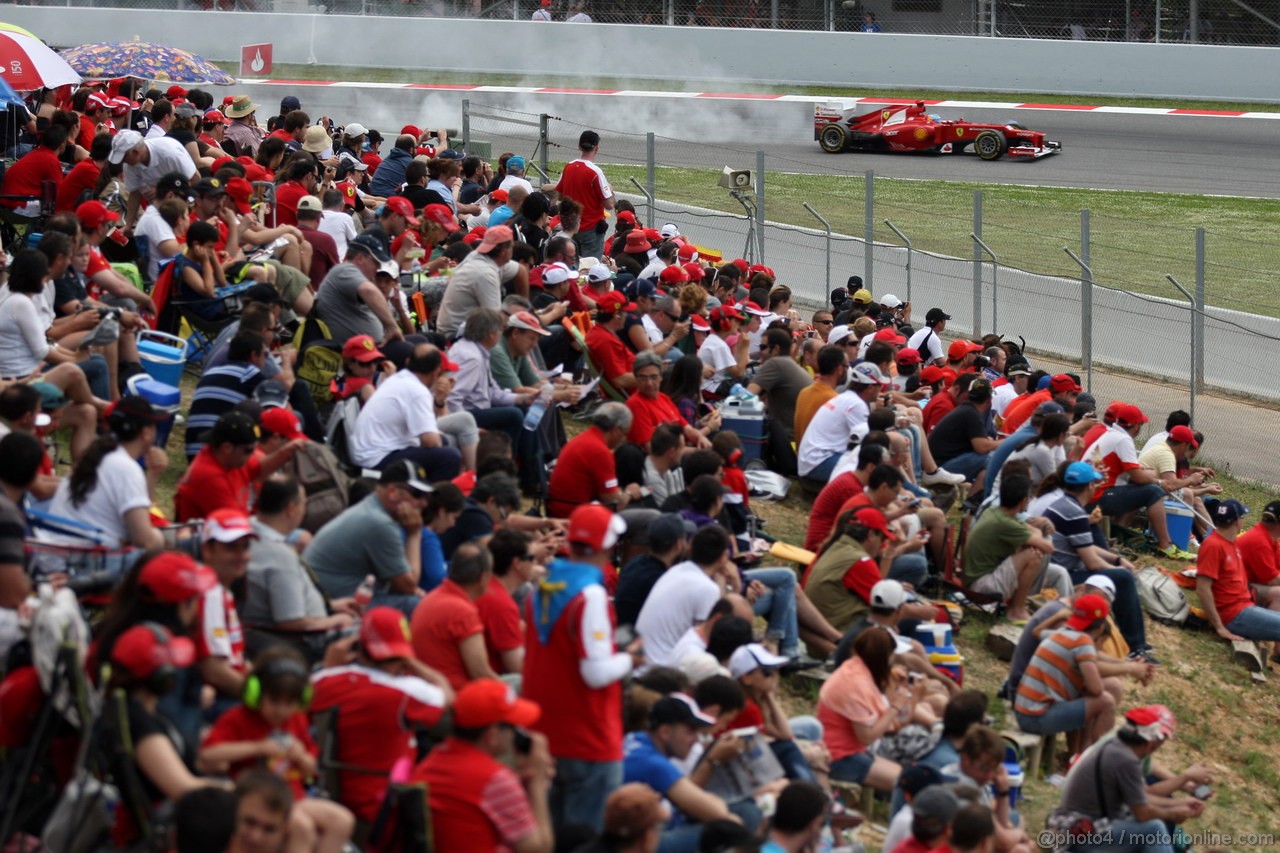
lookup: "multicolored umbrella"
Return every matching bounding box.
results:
[59,41,235,86]
[0,30,81,90]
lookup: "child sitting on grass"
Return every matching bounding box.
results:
[200,646,354,853]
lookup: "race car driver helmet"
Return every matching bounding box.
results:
[927,113,941,123]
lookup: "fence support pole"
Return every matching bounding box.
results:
[883,219,912,305]
[971,233,999,334]
[1081,210,1092,393]
[461,99,470,154]
[804,203,832,307]
[1194,227,1206,397]
[771,0,779,28]
[1167,274,1196,425]
[864,170,874,291]
[627,177,655,229]
[538,114,550,183]
[756,150,766,263]
[645,133,656,227]
[972,190,983,337]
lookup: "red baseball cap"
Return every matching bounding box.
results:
[659,265,689,286]
[477,224,513,253]
[204,109,232,126]
[260,408,307,442]
[440,352,461,373]
[420,202,459,233]
[1116,403,1148,427]
[489,188,509,203]
[1123,706,1167,742]
[1049,373,1083,394]
[342,334,386,362]
[731,258,750,274]
[202,508,257,544]
[895,347,922,366]
[854,507,897,541]
[676,244,699,262]
[713,305,745,323]
[336,180,358,209]
[111,623,195,680]
[690,315,711,332]
[138,551,218,603]
[742,301,770,317]
[920,365,947,384]
[643,228,662,243]
[568,504,628,552]
[453,679,541,728]
[1168,425,1198,448]
[361,606,415,661]
[616,210,637,225]
[1066,593,1110,631]
[165,84,188,100]
[874,328,906,345]
[682,262,705,282]
[463,226,487,246]
[596,291,636,314]
[384,196,420,226]
[75,200,121,231]
[225,177,253,214]
[1103,401,1125,422]
[947,339,983,360]
[400,124,422,139]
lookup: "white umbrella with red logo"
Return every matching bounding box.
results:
[0,29,81,90]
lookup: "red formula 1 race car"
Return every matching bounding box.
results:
[814,100,1061,160]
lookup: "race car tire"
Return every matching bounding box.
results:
[818,124,849,153]
[1007,121,1028,130]
[974,130,1006,161]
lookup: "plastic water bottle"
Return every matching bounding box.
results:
[523,385,554,431]
[354,574,376,609]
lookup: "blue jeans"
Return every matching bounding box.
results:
[889,552,929,588]
[1228,606,1280,642]
[938,450,989,481]
[378,445,463,483]
[802,451,841,483]
[78,354,111,400]
[370,591,421,619]
[745,567,799,657]
[471,405,542,491]
[985,424,1035,497]
[771,739,815,782]
[658,799,762,853]
[574,228,606,260]
[830,750,875,784]
[549,758,621,832]
[1014,698,1086,736]
[1067,566,1146,649]
[897,424,923,479]
[1074,817,1174,853]
[790,715,822,741]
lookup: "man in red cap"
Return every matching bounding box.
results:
[413,679,553,853]
[585,292,639,393]
[943,338,984,379]
[330,334,387,405]
[1138,424,1218,538]
[310,607,451,824]
[524,503,637,831]
[72,198,160,316]
[1086,403,1195,560]
[1000,372,1081,435]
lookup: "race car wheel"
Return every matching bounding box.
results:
[819,124,849,153]
[1007,121,1027,130]
[974,130,1006,161]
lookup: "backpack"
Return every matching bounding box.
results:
[324,394,363,470]
[290,441,352,534]
[1135,566,1190,625]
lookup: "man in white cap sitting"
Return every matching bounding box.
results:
[796,362,888,485]
[111,129,200,230]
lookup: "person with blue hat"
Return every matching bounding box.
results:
[498,154,534,195]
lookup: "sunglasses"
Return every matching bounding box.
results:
[815,319,834,326]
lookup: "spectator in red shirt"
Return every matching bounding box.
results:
[411,679,555,853]
[72,88,110,150]
[1236,501,1280,613]
[546,402,645,518]
[1197,499,1280,644]
[56,133,108,213]
[174,409,305,522]
[922,372,975,436]
[548,129,614,258]
[296,195,340,290]
[585,292,638,393]
[198,509,258,712]
[274,158,319,227]
[524,504,636,831]
[74,200,160,316]
[1001,373,1081,436]
[309,607,452,824]
[804,440,888,552]
[1,124,67,212]
[626,351,710,450]
[478,528,535,675]
[410,541,498,691]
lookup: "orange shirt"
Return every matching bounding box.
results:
[794,382,837,446]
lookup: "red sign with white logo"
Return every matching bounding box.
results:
[240,43,272,77]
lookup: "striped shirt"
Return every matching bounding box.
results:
[1014,627,1097,717]
[183,362,264,458]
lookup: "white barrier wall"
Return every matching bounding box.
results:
[3,5,1280,102]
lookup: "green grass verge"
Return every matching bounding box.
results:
[227,63,1280,113]
[588,163,1280,317]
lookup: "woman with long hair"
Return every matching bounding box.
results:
[660,354,710,429]
[254,136,286,180]
[42,396,168,551]
[1006,412,1071,487]
[419,482,465,593]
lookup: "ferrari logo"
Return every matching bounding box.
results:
[914,128,928,141]
[956,128,965,137]
[882,110,890,121]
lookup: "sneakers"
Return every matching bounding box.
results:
[922,467,966,486]
[1159,544,1197,561]
[1128,645,1160,665]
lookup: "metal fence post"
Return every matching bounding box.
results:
[538,114,550,182]
[1194,227,1205,396]
[1166,274,1196,425]
[864,170,874,291]
[756,150,766,263]
[972,190,983,337]
[461,100,470,154]
[971,233,999,334]
[884,220,912,304]
[1081,210,1092,393]
[645,133,656,228]
[804,203,832,307]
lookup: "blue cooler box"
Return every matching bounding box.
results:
[126,375,181,448]
[720,398,768,462]
[137,330,187,388]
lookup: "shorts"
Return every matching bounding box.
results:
[1014,698,1086,736]
[1096,483,1164,516]
[265,259,309,306]
[829,750,875,784]
[970,555,1022,599]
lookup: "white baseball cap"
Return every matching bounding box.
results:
[660,223,681,239]
[587,264,613,283]
[870,579,907,609]
[880,294,903,309]
[849,362,889,386]
[542,263,573,285]
[108,130,144,165]
[344,122,369,137]
[827,325,852,345]
[728,643,790,678]
[1084,574,1117,600]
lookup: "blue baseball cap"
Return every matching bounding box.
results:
[1036,375,1052,391]
[1063,462,1102,487]
[1212,499,1249,526]
[507,155,526,171]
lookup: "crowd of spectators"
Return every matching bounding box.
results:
[0,81,1257,853]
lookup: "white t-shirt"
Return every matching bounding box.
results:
[882,804,914,853]
[351,369,439,468]
[907,326,945,364]
[638,258,667,281]
[0,292,50,377]
[319,209,358,258]
[568,11,593,21]
[797,390,871,476]
[498,174,535,196]
[856,333,875,360]
[531,7,552,19]
[641,313,663,344]
[669,627,709,669]
[42,447,151,549]
[698,334,736,393]
[1141,430,1170,454]
[635,560,721,667]
[134,205,177,282]
[123,137,197,197]
[992,382,1019,418]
